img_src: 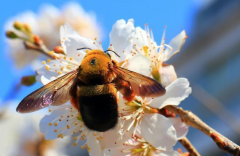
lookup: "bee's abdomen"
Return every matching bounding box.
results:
[78,84,118,132]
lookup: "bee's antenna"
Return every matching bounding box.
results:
[105,50,120,58]
[77,47,92,51]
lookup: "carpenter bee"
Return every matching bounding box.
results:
[17,49,166,132]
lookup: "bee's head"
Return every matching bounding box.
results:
[76,48,119,85]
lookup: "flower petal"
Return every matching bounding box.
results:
[151,150,180,156]
[104,146,131,156]
[169,117,189,140]
[40,104,82,140]
[35,74,54,85]
[36,58,75,84]
[160,64,177,86]
[125,55,151,76]
[87,132,104,156]
[163,30,186,61]
[150,78,191,109]
[60,23,79,52]
[140,114,177,151]
[61,23,102,63]
[109,19,134,61]
[40,105,70,139]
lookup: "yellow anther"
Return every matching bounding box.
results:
[57,134,63,138]
[143,46,148,53]
[48,109,52,112]
[54,129,58,133]
[66,125,70,129]
[49,122,52,126]
[73,136,77,140]
[58,71,62,75]
[47,59,51,62]
[54,123,58,126]
[42,61,46,64]
[45,65,50,71]
[73,143,77,146]
[48,51,54,55]
[81,146,84,149]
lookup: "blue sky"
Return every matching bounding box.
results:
[0,0,199,102]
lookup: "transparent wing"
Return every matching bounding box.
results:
[111,65,166,98]
[17,70,78,113]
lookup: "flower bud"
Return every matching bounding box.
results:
[13,21,22,30]
[23,23,32,33]
[21,75,36,86]
[53,46,64,54]
[6,31,18,39]
[33,35,42,45]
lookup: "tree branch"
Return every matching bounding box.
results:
[165,105,240,156]
[179,137,200,156]
[24,41,57,59]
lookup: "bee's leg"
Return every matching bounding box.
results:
[70,97,79,110]
[114,78,135,102]
[69,78,81,110]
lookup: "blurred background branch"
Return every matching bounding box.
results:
[192,85,240,135]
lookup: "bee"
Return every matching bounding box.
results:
[17,49,166,132]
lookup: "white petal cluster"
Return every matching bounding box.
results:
[37,19,190,156]
[5,2,100,69]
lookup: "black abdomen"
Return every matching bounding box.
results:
[78,92,118,132]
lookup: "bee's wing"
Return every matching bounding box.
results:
[17,70,78,113]
[110,65,166,98]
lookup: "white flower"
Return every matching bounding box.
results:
[118,78,191,151]
[104,135,181,156]
[123,21,187,86]
[5,2,100,69]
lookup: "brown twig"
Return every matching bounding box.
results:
[165,105,240,156]
[24,41,56,59]
[179,137,200,156]
[192,85,240,135]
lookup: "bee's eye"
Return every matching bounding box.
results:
[90,58,96,65]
